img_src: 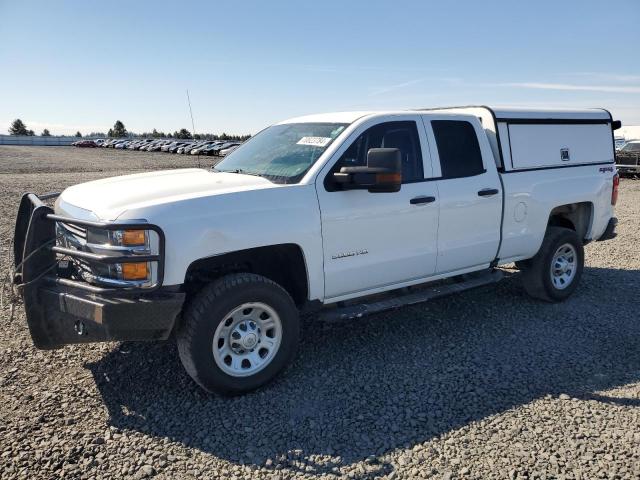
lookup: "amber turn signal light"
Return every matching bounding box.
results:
[122,230,146,246]
[121,262,149,280]
[375,172,401,184]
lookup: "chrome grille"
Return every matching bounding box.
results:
[56,222,94,280]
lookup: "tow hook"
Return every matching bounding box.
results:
[74,320,86,336]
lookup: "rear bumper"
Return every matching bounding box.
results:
[13,192,185,350]
[597,217,618,242]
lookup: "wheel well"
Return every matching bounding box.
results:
[548,202,593,242]
[184,244,309,306]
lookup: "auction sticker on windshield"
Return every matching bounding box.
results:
[297,137,332,147]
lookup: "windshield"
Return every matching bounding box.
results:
[214,122,348,184]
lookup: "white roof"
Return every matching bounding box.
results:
[487,107,610,120]
[428,106,611,120]
[278,111,376,124]
[278,106,612,125]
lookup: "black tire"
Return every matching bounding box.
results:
[521,226,584,302]
[177,273,300,395]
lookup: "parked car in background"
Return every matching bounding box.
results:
[168,142,190,153]
[134,140,153,150]
[219,144,241,156]
[177,142,198,154]
[139,140,155,151]
[147,140,171,152]
[616,140,640,176]
[161,141,179,152]
[207,142,238,156]
[73,140,98,148]
[146,140,168,151]
[190,141,218,155]
[141,141,154,151]
[182,142,209,154]
[194,142,223,155]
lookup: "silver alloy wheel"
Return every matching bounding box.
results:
[550,243,577,290]
[212,302,282,377]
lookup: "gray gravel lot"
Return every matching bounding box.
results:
[1,146,639,479]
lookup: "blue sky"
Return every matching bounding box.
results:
[1,0,639,136]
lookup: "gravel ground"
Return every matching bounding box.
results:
[1,146,639,479]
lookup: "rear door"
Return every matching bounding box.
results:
[421,115,502,273]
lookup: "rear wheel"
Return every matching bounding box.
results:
[521,227,584,302]
[177,273,300,394]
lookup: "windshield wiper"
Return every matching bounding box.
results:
[213,167,266,178]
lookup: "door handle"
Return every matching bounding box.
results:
[410,196,436,205]
[477,188,499,197]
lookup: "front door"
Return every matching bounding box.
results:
[316,116,440,300]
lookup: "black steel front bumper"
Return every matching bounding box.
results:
[13,192,185,350]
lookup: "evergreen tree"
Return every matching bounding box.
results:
[9,119,29,135]
[109,120,127,138]
[176,128,192,139]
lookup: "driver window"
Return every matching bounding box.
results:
[328,121,424,188]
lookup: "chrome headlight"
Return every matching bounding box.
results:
[87,228,149,248]
[85,228,156,284]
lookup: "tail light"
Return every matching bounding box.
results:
[612,173,619,206]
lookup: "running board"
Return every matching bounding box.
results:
[318,269,505,322]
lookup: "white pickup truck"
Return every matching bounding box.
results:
[14,106,620,394]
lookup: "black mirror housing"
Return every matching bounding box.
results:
[332,148,402,193]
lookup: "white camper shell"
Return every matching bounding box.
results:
[427,106,615,172]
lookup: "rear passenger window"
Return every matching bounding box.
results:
[431,120,484,178]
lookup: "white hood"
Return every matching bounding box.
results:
[56,168,277,220]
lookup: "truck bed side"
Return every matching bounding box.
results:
[498,165,615,262]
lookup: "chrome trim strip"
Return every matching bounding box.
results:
[85,243,151,255]
[83,272,154,289]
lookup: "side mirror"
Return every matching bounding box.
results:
[332,148,402,193]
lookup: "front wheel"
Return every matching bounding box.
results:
[521,226,584,302]
[177,273,300,394]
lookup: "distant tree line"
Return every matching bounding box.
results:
[134,124,251,141]
[7,119,251,141]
